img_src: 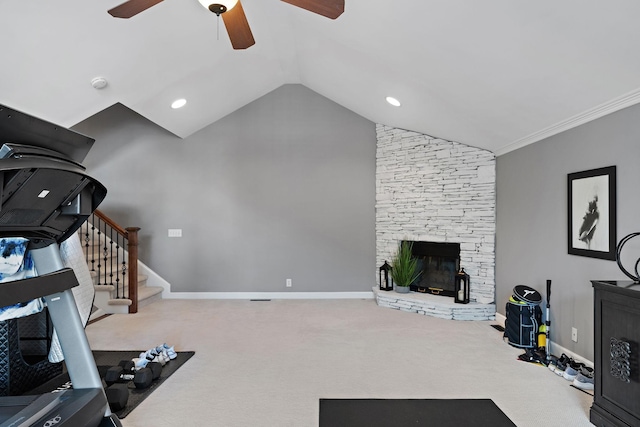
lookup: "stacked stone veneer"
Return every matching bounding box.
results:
[376,124,496,305]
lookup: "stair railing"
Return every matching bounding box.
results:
[80,210,140,314]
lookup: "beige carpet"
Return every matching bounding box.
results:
[85,299,593,427]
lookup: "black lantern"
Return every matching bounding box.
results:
[379,261,393,291]
[454,268,470,304]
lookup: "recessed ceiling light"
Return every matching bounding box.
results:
[171,98,187,109]
[386,96,401,107]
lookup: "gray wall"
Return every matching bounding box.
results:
[496,103,640,361]
[73,84,377,293]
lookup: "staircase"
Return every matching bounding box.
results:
[91,270,164,315]
[80,211,164,315]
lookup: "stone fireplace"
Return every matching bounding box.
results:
[375,124,496,319]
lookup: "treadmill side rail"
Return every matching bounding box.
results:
[0,268,77,308]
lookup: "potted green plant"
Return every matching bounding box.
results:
[390,241,421,293]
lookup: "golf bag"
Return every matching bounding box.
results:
[504,285,543,349]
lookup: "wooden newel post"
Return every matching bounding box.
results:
[126,227,140,314]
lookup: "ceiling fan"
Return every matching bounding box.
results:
[108,0,345,50]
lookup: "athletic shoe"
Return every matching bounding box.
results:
[573,372,594,390]
[563,361,585,381]
[155,346,171,364]
[562,365,579,380]
[554,354,571,376]
[139,349,155,361]
[140,348,167,366]
[160,343,177,360]
[132,357,148,370]
[580,366,594,377]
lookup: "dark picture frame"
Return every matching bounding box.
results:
[568,166,616,260]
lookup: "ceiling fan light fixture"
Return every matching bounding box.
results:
[386,96,401,107]
[198,0,238,14]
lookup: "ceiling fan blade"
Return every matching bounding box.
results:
[281,0,344,19]
[108,0,164,18]
[221,0,255,50]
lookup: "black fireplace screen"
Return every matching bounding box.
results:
[403,241,460,297]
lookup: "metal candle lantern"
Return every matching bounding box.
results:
[454,268,470,304]
[379,261,393,291]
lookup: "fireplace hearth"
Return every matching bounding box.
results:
[403,241,460,297]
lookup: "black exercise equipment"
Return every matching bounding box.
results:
[145,361,163,380]
[105,384,128,412]
[105,365,152,389]
[103,360,161,413]
[0,310,63,396]
[0,104,120,426]
[117,359,162,380]
[105,360,161,389]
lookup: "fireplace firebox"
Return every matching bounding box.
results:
[403,241,460,297]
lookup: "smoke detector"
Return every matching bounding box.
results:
[91,77,108,90]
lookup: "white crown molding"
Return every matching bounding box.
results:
[163,291,374,300]
[496,87,640,156]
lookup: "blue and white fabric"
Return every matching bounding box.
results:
[0,237,43,322]
[0,235,96,363]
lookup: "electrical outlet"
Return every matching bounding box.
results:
[571,327,578,342]
[168,229,182,237]
[286,279,292,288]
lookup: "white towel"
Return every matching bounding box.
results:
[48,233,95,363]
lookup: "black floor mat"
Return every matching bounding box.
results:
[319,399,516,427]
[25,350,194,419]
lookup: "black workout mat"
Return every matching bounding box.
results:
[319,398,516,427]
[25,350,195,419]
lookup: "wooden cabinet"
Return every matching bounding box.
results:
[591,280,640,427]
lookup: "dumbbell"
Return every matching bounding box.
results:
[133,358,163,380]
[105,383,128,412]
[132,359,163,381]
[105,360,161,389]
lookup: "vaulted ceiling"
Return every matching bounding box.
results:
[2,0,640,154]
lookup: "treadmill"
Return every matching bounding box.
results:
[0,105,121,426]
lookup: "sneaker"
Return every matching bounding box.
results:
[573,372,594,390]
[580,366,594,377]
[160,343,177,360]
[132,357,148,370]
[554,354,571,376]
[563,361,585,381]
[139,349,154,361]
[140,348,167,366]
[155,346,171,364]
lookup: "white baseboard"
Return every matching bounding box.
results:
[135,261,373,300]
[494,313,592,367]
[163,291,375,300]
